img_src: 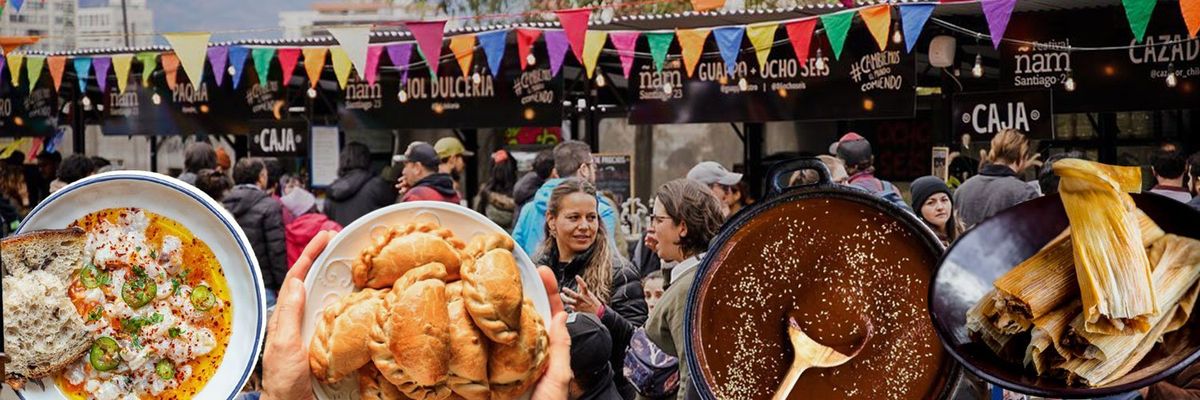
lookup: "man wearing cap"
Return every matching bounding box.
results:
[832,133,912,212]
[686,161,742,218]
[435,137,473,177]
[395,141,462,204]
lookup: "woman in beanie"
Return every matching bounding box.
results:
[910,175,960,246]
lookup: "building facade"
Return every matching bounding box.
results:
[1,0,77,52]
[76,0,156,50]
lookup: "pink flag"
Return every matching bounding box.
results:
[555,8,591,63]
[609,32,639,78]
[277,48,301,85]
[406,20,447,76]
[366,46,383,85]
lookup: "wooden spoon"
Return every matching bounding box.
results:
[771,315,874,400]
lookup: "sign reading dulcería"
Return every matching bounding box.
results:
[952,90,1054,140]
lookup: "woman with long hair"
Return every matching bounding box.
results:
[909,176,960,246]
[536,178,646,399]
[474,149,519,229]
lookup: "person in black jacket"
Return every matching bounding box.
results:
[326,142,395,227]
[222,158,288,300]
[536,178,647,399]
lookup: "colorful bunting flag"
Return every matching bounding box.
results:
[516,29,541,71]
[1184,0,1200,37]
[74,57,91,93]
[839,0,854,7]
[555,8,591,63]
[331,47,353,89]
[785,19,817,65]
[820,10,855,60]
[251,47,275,87]
[899,4,936,53]
[276,48,300,86]
[47,56,66,92]
[228,46,250,88]
[93,56,111,93]
[646,32,673,72]
[691,0,724,12]
[1,54,5,80]
[365,45,383,85]
[982,0,1018,49]
[609,31,639,78]
[112,54,132,93]
[7,53,23,87]
[385,43,413,83]
[747,23,778,68]
[406,20,447,77]
[137,52,158,87]
[477,30,507,77]
[24,56,43,93]
[328,26,372,79]
[303,47,328,88]
[449,34,477,78]
[582,31,607,78]
[10,0,21,13]
[161,53,180,90]
[0,37,37,57]
[544,30,570,77]
[713,27,744,77]
[860,5,892,51]
[207,46,228,86]
[162,32,210,84]
[1122,0,1157,42]
[677,28,711,78]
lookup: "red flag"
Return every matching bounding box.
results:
[406,20,447,76]
[517,29,542,70]
[277,48,301,85]
[555,8,591,63]
[785,19,818,65]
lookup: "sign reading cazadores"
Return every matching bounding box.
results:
[952,90,1054,139]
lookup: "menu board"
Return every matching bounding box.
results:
[593,153,633,206]
[310,126,340,188]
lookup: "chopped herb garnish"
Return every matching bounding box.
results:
[171,278,182,295]
[88,309,103,321]
[168,327,183,338]
[150,312,163,324]
[149,249,157,259]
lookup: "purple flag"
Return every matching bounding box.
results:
[545,30,570,77]
[406,20,447,77]
[93,57,111,93]
[982,0,1018,49]
[386,43,413,84]
[207,46,228,86]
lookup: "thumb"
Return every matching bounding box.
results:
[538,266,564,315]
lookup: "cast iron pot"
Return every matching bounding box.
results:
[682,158,961,400]
[929,192,1200,398]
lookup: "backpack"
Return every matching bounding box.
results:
[623,328,680,399]
[849,175,913,213]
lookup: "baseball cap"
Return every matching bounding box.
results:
[434,137,474,159]
[394,141,440,169]
[834,132,872,166]
[687,161,743,186]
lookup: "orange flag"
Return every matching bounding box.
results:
[449,34,476,78]
[303,47,328,88]
[677,28,711,78]
[161,53,180,90]
[47,56,67,92]
[1183,0,1200,37]
[860,4,892,51]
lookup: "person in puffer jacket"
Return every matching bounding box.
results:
[222,158,288,295]
[280,187,343,268]
[536,178,647,399]
[325,142,396,227]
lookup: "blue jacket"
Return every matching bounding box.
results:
[512,178,618,257]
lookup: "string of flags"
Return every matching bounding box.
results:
[2,0,1198,97]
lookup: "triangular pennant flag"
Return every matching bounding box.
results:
[112,54,132,93]
[365,45,383,85]
[982,0,1018,49]
[161,53,180,90]
[544,30,570,77]
[73,57,91,93]
[609,31,639,78]
[228,46,250,88]
[449,34,476,78]
[406,20,447,77]
[328,26,372,79]
[785,19,817,65]
[820,10,855,60]
[385,43,413,83]
[516,29,541,71]
[137,52,158,87]
[677,28,711,78]
[1122,0,1157,42]
[7,53,23,87]
[26,56,44,93]
[277,48,301,85]
[331,47,353,89]
[713,27,744,77]
[747,23,778,68]
[477,30,507,77]
[899,4,936,53]
[840,0,854,6]
[1184,0,1200,37]
[162,32,210,84]
[251,47,275,86]
[646,32,673,72]
[303,47,328,88]
[582,31,607,78]
[207,46,228,86]
[10,0,22,12]
[47,56,66,92]
[691,0,724,12]
[93,56,110,93]
[860,5,892,51]
[555,8,591,63]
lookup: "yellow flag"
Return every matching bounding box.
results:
[162,32,211,84]
[330,47,352,89]
[112,54,134,93]
[747,23,778,69]
[449,34,476,78]
[7,53,23,87]
[676,28,711,78]
[303,47,328,88]
[859,4,892,51]
[0,138,31,159]
[582,31,608,78]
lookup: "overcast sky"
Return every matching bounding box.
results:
[148,0,318,41]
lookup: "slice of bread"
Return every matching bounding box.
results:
[1,228,86,282]
[2,270,93,389]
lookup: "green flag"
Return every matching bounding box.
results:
[1122,0,1157,42]
[25,56,45,93]
[646,32,674,72]
[820,10,855,60]
[136,52,157,87]
[251,47,276,86]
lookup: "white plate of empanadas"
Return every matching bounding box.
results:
[300,201,552,400]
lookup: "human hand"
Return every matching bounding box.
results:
[563,276,604,316]
[532,266,571,400]
[261,230,335,400]
[394,176,409,195]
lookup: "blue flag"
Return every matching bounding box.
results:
[74,57,92,93]
[900,4,936,53]
[228,46,251,89]
[477,30,508,78]
[713,26,745,77]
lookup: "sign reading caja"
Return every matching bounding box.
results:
[248,119,308,157]
[952,90,1054,140]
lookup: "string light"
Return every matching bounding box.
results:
[526,54,536,66]
[594,73,606,87]
[972,54,983,78]
[1166,63,1178,88]
[814,48,825,71]
[891,21,903,45]
[227,66,236,76]
[306,87,317,98]
[397,87,409,103]
[151,93,162,105]
[1063,66,1076,92]
[81,96,92,107]
[738,77,748,91]
[662,82,672,94]
[471,71,482,84]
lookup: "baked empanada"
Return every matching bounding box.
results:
[488,299,549,400]
[359,364,407,400]
[309,288,388,384]
[445,282,489,400]
[370,263,452,400]
[461,248,523,345]
[354,222,465,288]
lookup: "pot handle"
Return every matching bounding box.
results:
[767,158,833,198]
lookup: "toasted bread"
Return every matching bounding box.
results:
[2,270,93,389]
[1,228,86,282]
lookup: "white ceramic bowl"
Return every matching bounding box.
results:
[15,171,267,400]
[300,201,551,400]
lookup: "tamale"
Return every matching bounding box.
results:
[1025,300,1080,376]
[967,290,1023,361]
[1054,159,1156,335]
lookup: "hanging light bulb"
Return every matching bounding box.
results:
[228,65,236,76]
[471,71,482,84]
[594,73,606,87]
[526,54,537,66]
[1063,67,1076,92]
[151,93,162,105]
[1166,63,1178,88]
[814,49,825,71]
[662,82,673,94]
[81,96,92,107]
[738,77,748,91]
[306,87,318,98]
[972,54,984,78]
[891,22,903,45]
[97,104,105,112]
[397,88,409,103]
